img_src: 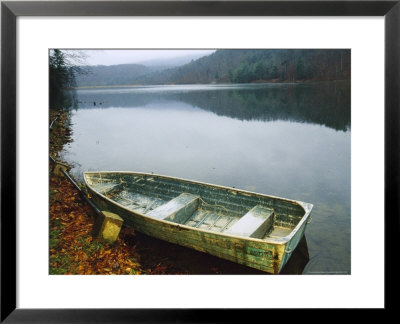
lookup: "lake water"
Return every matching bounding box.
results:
[61,82,351,274]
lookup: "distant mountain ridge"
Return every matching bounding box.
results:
[136,52,215,67]
[74,49,350,87]
[74,64,157,87]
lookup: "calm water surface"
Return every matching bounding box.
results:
[62,82,350,274]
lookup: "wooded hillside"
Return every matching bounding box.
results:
[74,49,350,87]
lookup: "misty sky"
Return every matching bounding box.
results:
[73,50,215,66]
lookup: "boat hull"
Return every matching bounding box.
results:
[84,172,313,274]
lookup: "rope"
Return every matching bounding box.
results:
[60,168,103,216]
[49,111,62,129]
[49,116,58,129]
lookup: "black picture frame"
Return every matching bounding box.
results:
[1,0,398,321]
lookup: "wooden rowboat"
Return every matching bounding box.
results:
[83,171,313,274]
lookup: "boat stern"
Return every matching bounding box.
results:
[276,202,313,272]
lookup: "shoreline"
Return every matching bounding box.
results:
[71,78,350,90]
[49,109,144,275]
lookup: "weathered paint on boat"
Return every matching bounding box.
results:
[83,171,313,274]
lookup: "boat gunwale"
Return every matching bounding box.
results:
[83,171,313,245]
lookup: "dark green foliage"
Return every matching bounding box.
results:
[254,61,266,80]
[50,49,72,108]
[49,50,86,109]
[296,58,305,80]
[271,64,279,79]
[233,63,253,83]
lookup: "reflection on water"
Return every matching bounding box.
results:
[62,82,350,274]
[73,82,350,131]
[280,235,310,274]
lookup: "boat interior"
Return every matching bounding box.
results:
[85,173,305,240]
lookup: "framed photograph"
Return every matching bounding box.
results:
[1,0,398,320]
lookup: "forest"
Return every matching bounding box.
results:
[72,49,350,87]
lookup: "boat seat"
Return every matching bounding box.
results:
[146,193,200,224]
[224,205,274,239]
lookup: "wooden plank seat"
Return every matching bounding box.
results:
[146,193,200,224]
[224,205,274,239]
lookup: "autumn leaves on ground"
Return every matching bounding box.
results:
[49,109,179,275]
